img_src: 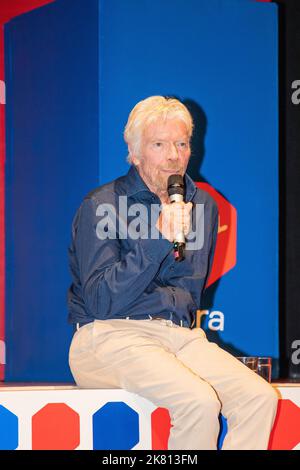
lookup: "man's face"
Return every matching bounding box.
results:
[132,118,191,194]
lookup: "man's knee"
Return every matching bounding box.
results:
[256,383,278,408]
[246,378,279,412]
[177,383,221,418]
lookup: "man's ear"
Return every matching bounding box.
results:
[129,145,140,166]
[131,155,139,166]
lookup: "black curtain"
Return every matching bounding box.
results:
[276,0,300,379]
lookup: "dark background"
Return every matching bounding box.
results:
[276,0,300,379]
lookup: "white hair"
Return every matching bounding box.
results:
[124,96,194,164]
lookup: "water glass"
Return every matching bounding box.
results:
[236,356,258,372]
[256,357,272,383]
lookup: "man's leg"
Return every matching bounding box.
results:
[174,326,279,450]
[69,319,221,450]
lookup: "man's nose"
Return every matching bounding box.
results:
[168,143,179,160]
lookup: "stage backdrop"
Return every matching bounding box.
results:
[4,0,278,381]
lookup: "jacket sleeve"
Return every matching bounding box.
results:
[204,202,219,287]
[73,195,172,319]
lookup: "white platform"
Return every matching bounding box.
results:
[0,383,299,450]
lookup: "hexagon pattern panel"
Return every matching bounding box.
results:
[0,386,298,450]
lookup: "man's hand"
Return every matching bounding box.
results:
[156,202,193,243]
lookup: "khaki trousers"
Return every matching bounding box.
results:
[69,318,278,450]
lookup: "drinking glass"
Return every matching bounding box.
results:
[236,356,258,372]
[256,357,272,382]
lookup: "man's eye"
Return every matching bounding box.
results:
[154,142,163,147]
[178,142,188,148]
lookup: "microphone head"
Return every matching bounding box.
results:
[167,174,185,197]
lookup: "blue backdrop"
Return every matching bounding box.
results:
[5,0,278,381]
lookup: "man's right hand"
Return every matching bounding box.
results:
[156,201,193,243]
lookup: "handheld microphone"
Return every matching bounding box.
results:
[167,174,185,262]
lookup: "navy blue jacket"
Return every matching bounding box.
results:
[67,165,218,329]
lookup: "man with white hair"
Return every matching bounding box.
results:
[67,96,278,450]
